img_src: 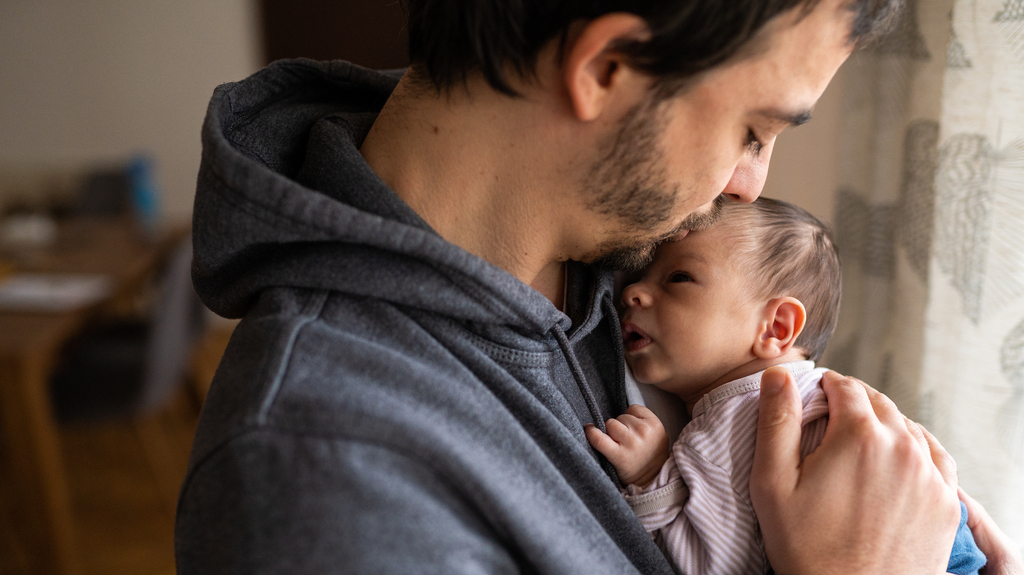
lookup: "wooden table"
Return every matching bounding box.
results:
[0,218,186,575]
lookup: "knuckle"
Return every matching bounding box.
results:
[848,375,868,387]
[821,369,843,381]
[929,483,960,522]
[934,448,958,479]
[945,489,961,513]
[831,372,856,384]
[824,375,863,400]
[903,417,924,438]
[845,413,878,440]
[823,370,855,385]
[941,450,957,475]
[758,405,797,429]
[871,390,897,410]
[894,429,916,451]
[638,419,663,437]
[894,435,924,464]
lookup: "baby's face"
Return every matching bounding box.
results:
[620,221,765,402]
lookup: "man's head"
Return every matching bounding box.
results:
[406,0,901,98]
[619,197,841,403]
[387,0,898,277]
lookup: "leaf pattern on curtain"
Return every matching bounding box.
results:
[825,0,1024,549]
[935,134,994,323]
[995,0,1024,60]
[898,120,940,284]
[947,29,974,68]
[1000,319,1024,464]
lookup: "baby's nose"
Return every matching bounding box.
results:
[621,283,651,308]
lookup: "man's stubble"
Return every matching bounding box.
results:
[582,96,725,272]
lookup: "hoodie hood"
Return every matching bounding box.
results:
[192,59,570,336]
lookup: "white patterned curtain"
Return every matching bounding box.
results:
[825,0,1024,549]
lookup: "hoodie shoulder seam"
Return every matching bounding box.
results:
[256,290,330,424]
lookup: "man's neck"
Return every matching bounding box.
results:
[359,74,591,309]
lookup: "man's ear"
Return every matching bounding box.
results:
[753,297,807,360]
[562,13,652,122]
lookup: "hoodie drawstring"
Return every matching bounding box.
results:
[552,326,606,434]
[552,322,625,487]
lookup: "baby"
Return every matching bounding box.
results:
[586,197,985,575]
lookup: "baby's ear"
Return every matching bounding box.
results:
[752,297,807,360]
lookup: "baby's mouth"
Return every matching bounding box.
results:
[621,322,653,352]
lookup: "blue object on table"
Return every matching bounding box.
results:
[127,154,161,231]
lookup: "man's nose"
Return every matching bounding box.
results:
[621,283,652,309]
[722,139,774,204]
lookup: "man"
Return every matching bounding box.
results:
[177,0,1022,572]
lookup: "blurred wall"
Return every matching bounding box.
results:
[261,0,408,68]
[0,0,843,226]
[761,66,847,225]
[0,0,261,225]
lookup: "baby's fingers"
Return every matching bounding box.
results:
[623,403,659,422]
[606,417,639,444]
[585,424,620,459]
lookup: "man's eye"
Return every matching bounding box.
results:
[747,129,765,156]
[669,272,692,283]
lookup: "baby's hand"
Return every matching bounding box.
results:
[585,404,670,487]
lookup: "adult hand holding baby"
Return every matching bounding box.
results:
[750,367,961,575]
[959,488,1024,575]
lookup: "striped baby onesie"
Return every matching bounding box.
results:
[624,361,829,575]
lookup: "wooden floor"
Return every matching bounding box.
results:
[0,324,232,575]
[0,405,198,575]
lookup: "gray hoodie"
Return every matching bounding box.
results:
[175,59,674,575]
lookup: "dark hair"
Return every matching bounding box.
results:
[724,197,842,362]
[406,0,902,96]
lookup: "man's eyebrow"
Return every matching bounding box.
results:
[756,108,813,127]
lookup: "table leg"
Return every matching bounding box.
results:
[0,350,80,575]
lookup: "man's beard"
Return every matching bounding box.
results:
[595,196,725,271]
[580,97,725,272]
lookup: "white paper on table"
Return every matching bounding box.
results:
[0,273,114,312]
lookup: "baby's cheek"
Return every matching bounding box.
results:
[627,355,662,385]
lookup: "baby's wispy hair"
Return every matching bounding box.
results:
[722,197,842,362]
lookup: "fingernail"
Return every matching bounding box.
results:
[761,367,785,396]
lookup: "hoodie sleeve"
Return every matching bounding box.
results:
[175,431,520,575]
